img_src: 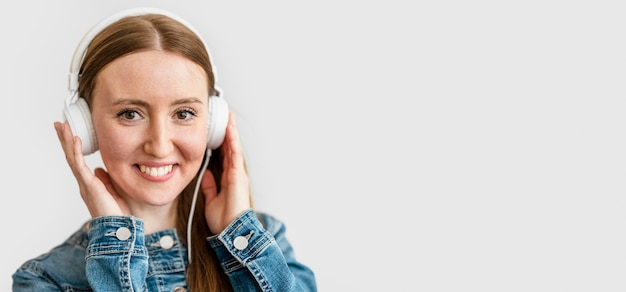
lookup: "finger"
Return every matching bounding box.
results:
[72,135,88,170]
[224,113,245,171]
[68,127,96,185]
[201,167,218,201]
[54,122,75,165]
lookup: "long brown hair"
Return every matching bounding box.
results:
[79,14,233,291]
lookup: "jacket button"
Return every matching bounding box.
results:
[233,235,249,250]
[115,227,131,240]
[160,235,174,249]
[173,287,186,292]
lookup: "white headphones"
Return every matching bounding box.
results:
[63,7,229,155]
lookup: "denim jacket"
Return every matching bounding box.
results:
[12,209,316,291]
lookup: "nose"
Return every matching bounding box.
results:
[143,119,174,158]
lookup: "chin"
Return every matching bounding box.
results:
[147,192,182,206]
[128,187,182,207]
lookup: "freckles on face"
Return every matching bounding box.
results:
[88,50,209,204]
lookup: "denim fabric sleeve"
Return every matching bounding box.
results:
[208,209,317,291]
[12,261,65,291]
[86,216,149,292]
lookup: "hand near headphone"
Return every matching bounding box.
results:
[201,113,251,234]
[54,121,129,218]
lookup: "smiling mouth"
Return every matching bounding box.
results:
[139,165,174,177]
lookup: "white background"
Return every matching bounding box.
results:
[1,1,625,291]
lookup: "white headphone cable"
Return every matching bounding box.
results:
[187,149,211,263]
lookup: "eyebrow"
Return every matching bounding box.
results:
[112,97,205,107]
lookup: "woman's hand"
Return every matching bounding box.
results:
[54,121,129,218]
[201,113,251,234]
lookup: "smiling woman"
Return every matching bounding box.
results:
[91,51,210,209]
[11,7,316,292]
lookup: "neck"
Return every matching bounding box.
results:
[127,201,178,235]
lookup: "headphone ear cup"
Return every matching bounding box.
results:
[62,98,98,155]
[206,95,229,150]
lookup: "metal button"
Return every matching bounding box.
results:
[173,287,186,292]
[160,235,174,249]
[233,236,249,250]
[115,227,131,241]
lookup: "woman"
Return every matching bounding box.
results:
[12,8,316,291]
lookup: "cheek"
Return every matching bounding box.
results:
[95,124,136,163]
[179,130,209,159]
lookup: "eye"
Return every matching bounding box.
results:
[175,107,197,122]
[116,109,143,122]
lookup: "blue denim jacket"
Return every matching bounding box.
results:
[12,209,316,291]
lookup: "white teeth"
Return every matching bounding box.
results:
[139,165,173,177]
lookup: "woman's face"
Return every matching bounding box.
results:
[90,50,209,207]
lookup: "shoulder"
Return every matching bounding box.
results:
[12,225,90,289]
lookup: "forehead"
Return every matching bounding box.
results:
[94,50,209,102]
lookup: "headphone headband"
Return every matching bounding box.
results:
[68,7,218,94]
